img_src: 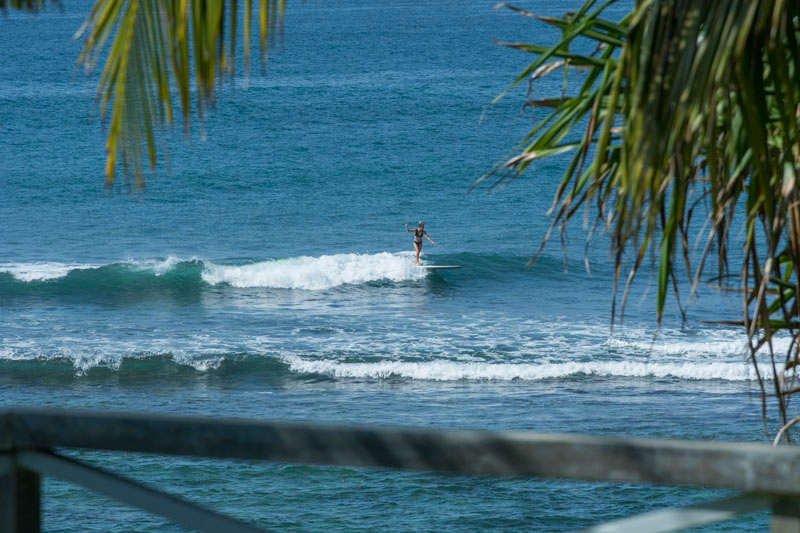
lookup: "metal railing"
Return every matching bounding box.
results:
[1,407,799,532]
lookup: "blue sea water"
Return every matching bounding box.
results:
[0,1,778,531]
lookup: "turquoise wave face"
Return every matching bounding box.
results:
[0,260,207,301]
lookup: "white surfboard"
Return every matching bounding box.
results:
[419,265,462,270]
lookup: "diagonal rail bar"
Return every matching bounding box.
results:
[15,450,265,533]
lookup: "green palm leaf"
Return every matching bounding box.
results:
[72,0,284,188]
[485,0,800,440]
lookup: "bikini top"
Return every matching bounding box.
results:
[414,228,423,241]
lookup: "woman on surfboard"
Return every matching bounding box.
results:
[405,221,436,265]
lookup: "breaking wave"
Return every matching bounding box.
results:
[283,357,760,381]
[201,252,426,289]
[0,252,428,296]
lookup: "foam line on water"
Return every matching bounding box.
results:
[0,262,99,282]
[0,342,763,380]
[605,330,795,359]
[0,313,789,381]
[284,357,760,381]
[0,343,229,375]
[0,257,189,282]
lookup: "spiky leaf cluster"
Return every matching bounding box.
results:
[484,0,800,440]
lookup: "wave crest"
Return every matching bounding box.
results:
[202,252,426,289]
[0,252,429,294]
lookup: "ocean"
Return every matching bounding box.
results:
[0,0,776,531]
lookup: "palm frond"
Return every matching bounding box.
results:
[484,0,800,440]
[76,0,285,188]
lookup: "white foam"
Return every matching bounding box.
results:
[0,257,199,283]
[605,329,795,359]
[0,334,231,376]
[0,262,98,281]
[201,252,426,289]
[127,256,189,275]
[284,357,760,381]
[274,323,789,382]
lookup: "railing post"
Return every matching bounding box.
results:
[0,454,41,533]
[772,497,800,533]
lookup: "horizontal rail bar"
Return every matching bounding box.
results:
[579,493,772,533]
[4,407,800,494]
[16,450,265,533]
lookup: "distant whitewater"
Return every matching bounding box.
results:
[283,357,761,382]
[0,349,766,382]
[0,252,428,293]
[0,315,781,381]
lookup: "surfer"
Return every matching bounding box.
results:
[405,221,436,265]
